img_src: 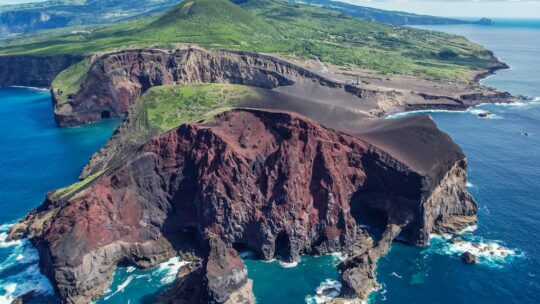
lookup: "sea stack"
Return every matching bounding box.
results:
[461,251,478,264]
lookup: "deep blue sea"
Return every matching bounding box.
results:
[1,19,539,304]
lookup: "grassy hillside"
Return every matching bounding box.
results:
[0,0,495,79]
[0,0,181,35]
[295,0,473,26]
[139,83,259,132]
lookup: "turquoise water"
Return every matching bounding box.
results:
[0,87,119,303]
[1,19,540,304]
[248,19,540,304]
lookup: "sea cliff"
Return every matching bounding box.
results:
[0,54,83,88]
[7,109,477,303]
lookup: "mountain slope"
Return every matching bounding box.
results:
[0,0,181,35]
[0,0,497,79]
[295,0,476,25]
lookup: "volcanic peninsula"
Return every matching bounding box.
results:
[0,0,520,303]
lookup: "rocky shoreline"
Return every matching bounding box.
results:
[0,47,499,303]
[7,109,477,303]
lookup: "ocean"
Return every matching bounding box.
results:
[1,19,539,303]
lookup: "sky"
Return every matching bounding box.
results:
[0,0,539,19]
[339,1,540,18]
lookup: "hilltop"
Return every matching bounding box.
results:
[0,0,497,80]
[0,0,181,35]
[296,0,485,26]
[0,0,479,36]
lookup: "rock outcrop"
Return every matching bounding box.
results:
[0,54,83,88]
[8,109,476,303]
[461,251,478,264]
[51,47,348,126]
[49,47,517,127]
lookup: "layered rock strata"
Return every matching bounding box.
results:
[48,47,516,127]
[0,54,83,88]
[8,109,476,303]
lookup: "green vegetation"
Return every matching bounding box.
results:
[0,0,495,79]
[52,171,103,200]
[139,83,259,132]
[0,0,181,35]
[296,0,473,26]
[51,58,90,104]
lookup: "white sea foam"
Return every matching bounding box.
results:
[427,235,521,268]
[9,85,50,92]
[466,181,474,188]
[0,225,23,249]
[459,225,478,234]
[330,252,346,262]
[0,224,11,232]
[387,109,466,119]
[305,279,342,304]
[278,260,299,268]
[156,257,189,284]
[102,275,140,301]
[0,264,54,304]
[0,240,39,271]
[101,256,190,301]
[0,233,22,248]
[387,106,502,120]
[126,266,136,273]
[390,272,403,279]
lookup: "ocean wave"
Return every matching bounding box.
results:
[278,260,299,268]
[0,264,54,304]
[389,272,403,279]
[156,257,189,284]
[426,234,521,268]
[0,224,12,233]
[9,85,50,92]
[305,279,342,304]
[102,275,143,301]
[480,98,540,109]
[0,240,39,272]
[331,252,346,262]
[459,225,478,234]
[387,107,502,120]
[387,109,467,119]
[0,233,22,249]
[100,257,189,301]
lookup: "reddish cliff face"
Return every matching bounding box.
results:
[0,54,83,88]
[52,48,346,126]
[9,109,476,303]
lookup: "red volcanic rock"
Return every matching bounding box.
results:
[9,109,476,303]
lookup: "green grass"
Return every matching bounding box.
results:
[0,0,496,79]
[129,83,258,134]
[51,58,90,104]
[52,171,103,200]
[50,83,258,198]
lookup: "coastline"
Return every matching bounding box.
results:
[1,85,50,91]
[0,49,516,304]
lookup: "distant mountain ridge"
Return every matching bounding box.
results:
[0,0,181,35]
[0,0,492,36]
[294,0,489,25]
